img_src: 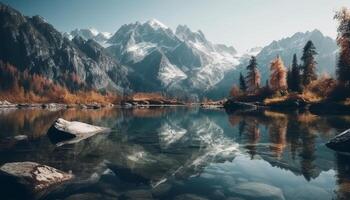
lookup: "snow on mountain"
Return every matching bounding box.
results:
[107,19,239,94]
[205,29,338,100]
[64,28,113,47]
[106,20,240,95]
[147,19,168,30]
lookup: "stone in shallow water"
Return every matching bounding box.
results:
[229,182,285,200]
[64,193,116,200]
[0,161,73,194]
[47,118,110,146]
[174,193,209,200]
[121,189,154,200]
[289,185,332,200]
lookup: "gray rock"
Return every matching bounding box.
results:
[326,129,350,152]
[13,135,28,141]
[64,193,115,200]
[0,161,73,192]
[230,182,285,200]
[122,189,153,200]
[174,194,209,200]
[47,118,110,146]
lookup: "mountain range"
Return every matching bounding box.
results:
[0,3,339,100]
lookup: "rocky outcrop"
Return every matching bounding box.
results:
[0,3,129,93]
[0,162,73,198]
[326,129,350,152]
[47,118,110,146]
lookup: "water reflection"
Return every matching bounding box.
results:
[0,107,349,199]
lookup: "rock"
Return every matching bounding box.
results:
[0,100,16,108]
[64,193,116,200]
[121,189,153,200]
[174,193,209,200]
[42,103,67,110]
[287,185,331,200]
[47,118,110,146]
[326,129,350,152]
[0,162,73,195]
[230,182,285,200]
[224,99,257,112]
[14,135,28,141]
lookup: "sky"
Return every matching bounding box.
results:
[2,0,350,52]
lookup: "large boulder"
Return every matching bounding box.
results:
[0,162,73,198]
[326,129,350,152]
[47,118,110,146]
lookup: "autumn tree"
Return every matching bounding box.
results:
[246,56,261,93]
[301,40,318,86]
[334,7,350,88]
[269,55,287,91]
[288,54,302,92]
[230,85,240,97]
[239,72,247,92]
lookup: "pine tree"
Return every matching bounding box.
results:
[289,54,302,92]
[301,41,318,86]
[287,67,292,91]
[269,55,287,91]
[334,7,350,88]
[246,56,261,93]
[239,72,247,92]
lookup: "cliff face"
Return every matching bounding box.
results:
[0,3,129,93]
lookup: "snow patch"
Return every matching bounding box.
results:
[146,19,168,30]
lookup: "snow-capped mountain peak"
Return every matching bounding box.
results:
[64,28,112,47]
[146,19,168,30]
[87,27,99,36]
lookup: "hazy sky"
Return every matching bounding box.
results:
[2,0,350,52]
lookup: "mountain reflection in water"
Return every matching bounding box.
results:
[0,107,349,200]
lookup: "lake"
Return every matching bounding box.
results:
[0,107,349,200]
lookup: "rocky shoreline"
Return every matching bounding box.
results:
[0,100,186,110]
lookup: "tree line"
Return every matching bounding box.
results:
[231,7,350,101]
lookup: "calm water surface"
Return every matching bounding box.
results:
[0,107,350,200]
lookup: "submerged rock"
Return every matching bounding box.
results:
[174,193,209,200]
[230,182,285,200]
[47,118,110,146]
[326,129,350,152]
[0,161,73,197]
[121,189,154,200]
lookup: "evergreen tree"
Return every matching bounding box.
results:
[265,79,270,89]
[269,55,287,91]
[334,7,350,88]
[239,72,247,92]
[301,41,318,86]
[289,54,302,92]
[287,67,293,91]
[245,56,261,93]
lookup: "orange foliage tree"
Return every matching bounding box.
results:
[269,55,287,91]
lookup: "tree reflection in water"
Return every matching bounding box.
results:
[0,107,349,199]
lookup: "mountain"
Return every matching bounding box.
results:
[0,3,129,93]
[106,19,240,99]
[64,28,112,47]
[205,29,338,99]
